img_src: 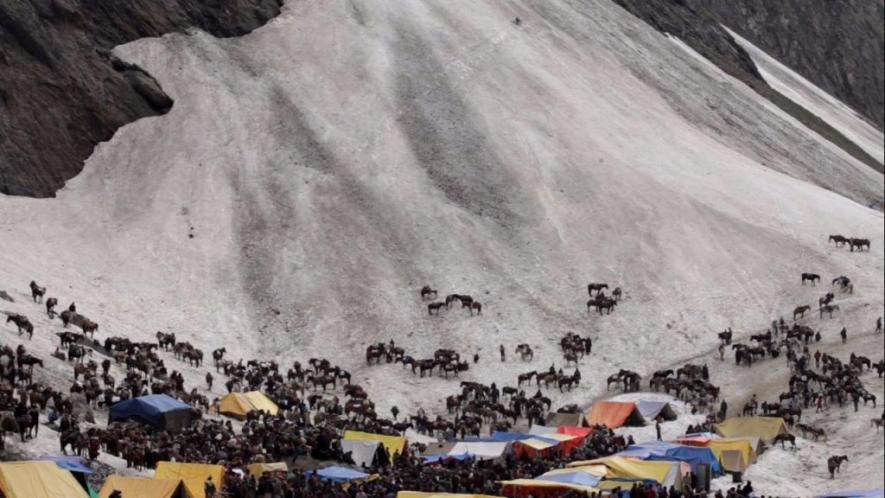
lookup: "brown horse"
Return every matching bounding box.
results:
[849,238,870,252]
[29,281,46,303]
[773,433,796,448]
[587,283,608,296]
[801,273,820,285]
[827,455,848,478]
[428,302,446,316]
[420,286,438,300]
[6,314,33,339]
[793,305,811,320]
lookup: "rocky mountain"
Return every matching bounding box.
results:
[690,0,885,131]
[0,0,283,197]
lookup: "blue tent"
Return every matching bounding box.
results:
[817,490,884,498]
[423,453,472,464]
[617,442,721,475]
[36,455,93,474]
[109,394,193,431]
[308,466,369,482]
[536,470,602,487]
[636,401,677,421]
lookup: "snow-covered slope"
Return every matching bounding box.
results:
[726,26,885,167]
[0,0,882,493]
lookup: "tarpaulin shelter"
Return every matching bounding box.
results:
[636,400,678,421]
[218,391,279,419]
[817,489,885,498]
[500,479,600,498]
[99,476,181,498]
[558,426,594,438]
[448,441,510,460]
[585,401,646,428]
[705,438,757,468]
[0,461,89,498]
[110,394,193,432]
[246,462,288,478]
[616,442,721,474]
[344,431,406,462]
[341,439,382,468]
[567,456,684,489]
[398,493,502,498]
[714,416,787,442]
[545,411,585,427]
[155,461,224,498]
[307,466,370,482]
[37,455,93,474]
[513,438,558,458]
[720,449,747,473]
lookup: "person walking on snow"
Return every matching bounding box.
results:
[655,419,662,441]
[840,327,848,344]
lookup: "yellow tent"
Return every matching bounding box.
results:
[398,493,503,498]
[706,438,757,465]
[714,417,787,442]
[155,461,224,498]
[569,456,681,488]
[99,475,180,498]
[344,430,406,462]
[218,391,279,418]
[246,462,288,478]
[0,461,89,498]
[720,450,747,473]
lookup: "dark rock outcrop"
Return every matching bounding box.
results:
[613,0,883,172]
[0,0,283,197]
[688,0,885,131]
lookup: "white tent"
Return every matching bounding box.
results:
[341,439,381,469]
[448,442,510,461]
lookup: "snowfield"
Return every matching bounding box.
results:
[0,0,882,495]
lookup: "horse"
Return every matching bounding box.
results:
[872,418,884,432]
[849,238,870,252]
[793,305,811,320]
[801,273,820,285]
[820,305,839,319]
[45,297,58,318]
[515,344,533,361]
[612,287,623,301]
[156,331,176,350]
[18,354,44,373]
[718,330,733,345]
[212,347,227,366]
[587,283,608,296]
[773,433,796,448]
[558,374,579,392]
[420,286,438,300]
[828,235,847,246]
[827,455,848,479]
[60,309,75,327]
[6,314,34,339]
[468,301,482,316]
[428,302,446,316]
[517,371,536,386]
[819,293,834,309]
[78,319,98,338]
[445,294,462,308]
[832,276,850,288]
[564,352,579,366]
[29,281,46,303]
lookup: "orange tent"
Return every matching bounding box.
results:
[584,401,646,429]
[558,426,593,438]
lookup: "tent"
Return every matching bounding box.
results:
[616,442,721,474]
[558,426,594,438]
[705,438,757,467]
[99,476,181,498]
[344,431,406,462]
[155,461,224,498]
[714,416,788,442]
[546,411,585,427]
[397,493,502,498]
[341,439,382,468]
[308,466,370,482]
[585,401,646,428]
[537,466,606,487]
[720,449,747,473]
[218,391,279,419]
[110,394,193,431]
[0,461,89,498]
[636,400,678,421]
[817,490,885,498]
[567,456,684,489]
[423,453,472,464]
[500,478,600,498]
[448,441,510,460]
[246,462,288,478]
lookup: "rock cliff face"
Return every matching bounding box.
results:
[0,0,283,197]
[613,0,883,172]
[690,0,885,131]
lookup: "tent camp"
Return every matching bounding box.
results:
[713,417,788,442]
[344,431,407,462]
[585,401,646,428]
[155,461,224,498]
[0,461,89,498]
[636,400,678,421]
[616,442,721,474]
[342,439,383,468]
[545,411,585,427]
[218,391,279,419]
[448,441,510,461]
[110,394,193,431]
[99,475,181,498]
